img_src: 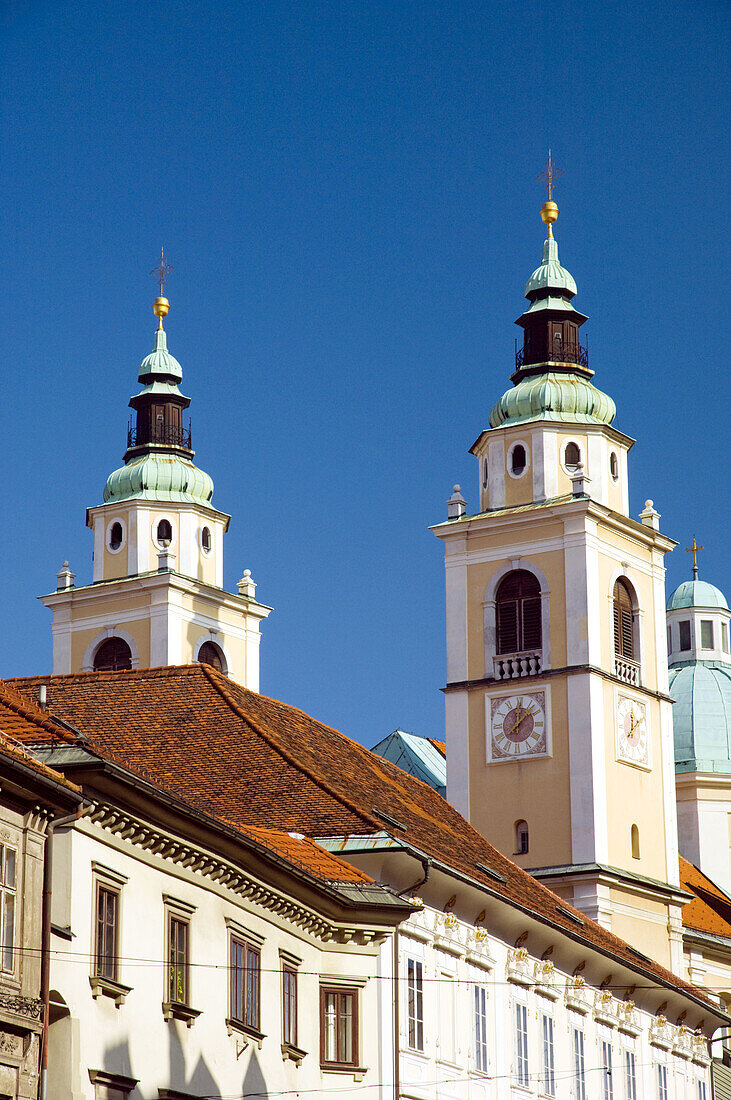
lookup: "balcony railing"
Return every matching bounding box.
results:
[515,342,589,370]
[493,650,542,680]
[127,423,192,449]
[615,656,640,685]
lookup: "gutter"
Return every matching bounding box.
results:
[41,801,90,1100]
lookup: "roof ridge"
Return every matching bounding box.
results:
[199,664,382,833]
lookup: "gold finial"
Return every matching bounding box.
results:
[150,248,173,329]
[685,536,703,579]
[537,150,563,237]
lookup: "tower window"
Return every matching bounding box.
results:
[667,625,672,654]
[722,623,729,653]
[197,641,224,673]
[701,621,714,649]
[609,452,619,481]
[679,620,691,651]
[156,519,173,546]
[201,526,212,553]
[515,820,529,855]
[564,442,581,472]
[496,570,542,654]
[93,638,132,672]
[482,459,488,490]
[108,522,124,551]
[631,824,640,860]
[612,579,635,661]
[510,444,527,476]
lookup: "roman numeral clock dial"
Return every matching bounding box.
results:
[490,691,548,761]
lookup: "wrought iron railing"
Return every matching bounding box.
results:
[515,342,589,370]
[127,422,192,449]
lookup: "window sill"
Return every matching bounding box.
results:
[281,1041,307,1066]
[226,1018,265,1049]
[89,975,132,1008]
[162,1001,201,1027]
[321,1063,367,1082]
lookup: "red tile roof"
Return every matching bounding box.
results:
[5,664,717,1006]
[428,738,447,756]
[0,682,81,796]
[679,856,731,939]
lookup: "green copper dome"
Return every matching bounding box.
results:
[104,453,214,505]
[524,236,577,299]
[489,371,616,428]
[670,662,731,773]
[138,328,183,383]
[667,580,729,612]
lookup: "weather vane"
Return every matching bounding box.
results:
[151,248,173,297]
[685,536,703,579]
[536,150,563,202]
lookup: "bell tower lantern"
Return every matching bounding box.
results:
[41,256,271,689]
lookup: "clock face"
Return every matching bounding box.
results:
[616,695,649,766]
[490,692,547,760]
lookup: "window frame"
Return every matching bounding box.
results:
[601,1039,614,1100]
[94,883,119,982]
[161,895,199,1025]
[89,863,131,1005]
[167,913,189,1006]
[320,985,359,1069]
[573,1027,586,1100]
[679,619,692,651]
[515,1000,529,1088]
[700,619,714,649]
[507,440,530,480]
[657,1062,668,1100]
[496,570,542,656]
[229,935,262,1035]
[474,983,489,1074]
[282,963,298,1048]
[541,1012,555,1096]
[625,1048,637,1100]
[0,844,17,976]
[406,956,424,1052]
[613,578,636,662]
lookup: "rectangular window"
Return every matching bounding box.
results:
[515,1002,529,1088]
[541,1014,555,1096]
[407,958,424,1051]
[167,915,188,1005]
[282,965,297,1047]
[667,624,672,653]
[95,885,119,981]
[573,1028,586,1100]
[680,619,692,651]
[657,1063,668,1100]
[230,937,260,1031]
[698,1080,707,1100]
[625,1050,637,1100]
[0,846,16,974]
[474,985,488,1073]
[601,1040,614,1100]
[701,620,714,648]
[722,622,729,653]
[320,986,358,1067]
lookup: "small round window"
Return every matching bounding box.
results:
[201,526,212,553]
[157,519,173,546]
[510,444,527,476]
[564,441,581,472]
[610,452,619,481]
[108,522,123,551]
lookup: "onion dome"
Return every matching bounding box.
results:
[669,663,731,773]
[104,452,214,505]
[138,327,183,384]
[667,580,729,612]
[524,236,578,301]
[489,371,616,428]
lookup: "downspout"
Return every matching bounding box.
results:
[41,802,89,1100]
[394,856,431,1100]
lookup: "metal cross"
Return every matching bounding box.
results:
[685,536,703,579]
[536,150,564,201]
[151,248,173,296]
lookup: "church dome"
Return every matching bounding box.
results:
[524,236,577,299]
[104,453,214,505]
[670,662,731,772]
[489,371,616,429]
[667,580,729,612]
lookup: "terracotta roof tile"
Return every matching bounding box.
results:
[679,856,731,939]
[5,665,716,1007]
[428,738,447,756]
[0,684,81,796]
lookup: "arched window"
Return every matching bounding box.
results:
[93,638,132,672]
[109,522,123,551]
[510,444,527,476]
[156,519,173,545]
[631,824,640,860]
[197,641,224,672]
[564,442,581,471]
[496,570,542,654]
[613,579,635,660]
[515,820,529,855]
[201,526,212,553]
[609,452,619,481]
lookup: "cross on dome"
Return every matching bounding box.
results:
[685,536,704,579]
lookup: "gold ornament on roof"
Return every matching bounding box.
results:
[536,150,563,237]
[151,248,173,329]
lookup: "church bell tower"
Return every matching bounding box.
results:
[432,162,685,969]
[42,256,271,689]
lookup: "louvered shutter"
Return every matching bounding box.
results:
[497,600,519,654]
[496,570,542,654]
[521,597,542,650]
[613,580,635,659]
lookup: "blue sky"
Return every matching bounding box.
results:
[0,1,728,746]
